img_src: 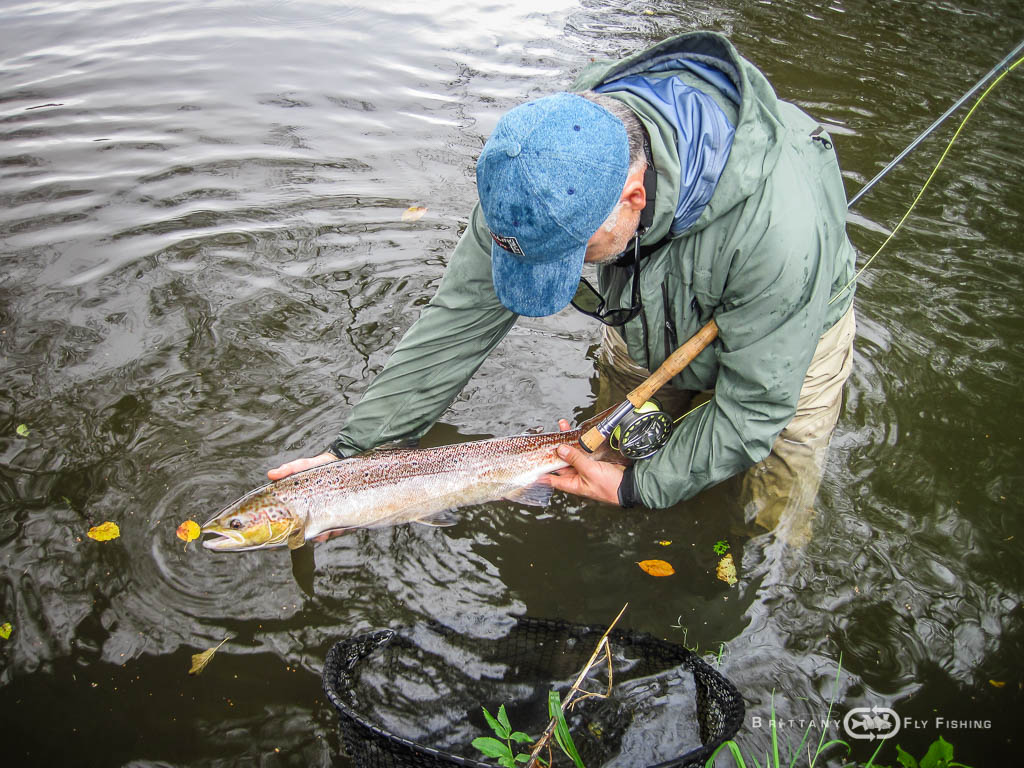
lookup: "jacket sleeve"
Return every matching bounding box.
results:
[329,204,517,456]
[628,211,835,507]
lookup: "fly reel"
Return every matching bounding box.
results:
[609,398,674,460]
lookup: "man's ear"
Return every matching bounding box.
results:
[620,166,647,212]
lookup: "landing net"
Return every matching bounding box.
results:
[323,616,744,767]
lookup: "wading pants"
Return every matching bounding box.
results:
[597,303,856,545]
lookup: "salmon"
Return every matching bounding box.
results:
[201,409,620,551]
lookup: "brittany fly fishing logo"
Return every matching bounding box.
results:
[843,706,901,741]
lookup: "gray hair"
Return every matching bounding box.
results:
[581,91,647,174]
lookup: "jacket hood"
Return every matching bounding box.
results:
[572,32,787,238]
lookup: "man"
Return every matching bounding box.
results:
[269,32,856,531]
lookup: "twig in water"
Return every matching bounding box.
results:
[525,603,628,768]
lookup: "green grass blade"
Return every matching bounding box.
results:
[704,739,747,767]
[770,692,780,768]
[548,690,584,768]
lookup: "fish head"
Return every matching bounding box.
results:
[202,488,305,551]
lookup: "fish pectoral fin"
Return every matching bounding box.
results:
[287,525,306,550]
[414,510,459,527]
[503,481,553,508]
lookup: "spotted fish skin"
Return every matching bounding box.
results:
[201,413,616,551]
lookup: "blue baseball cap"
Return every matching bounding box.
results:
[476,92,629,317]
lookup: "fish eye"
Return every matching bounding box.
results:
[229,519,244,530]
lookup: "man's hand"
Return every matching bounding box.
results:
[268,452,337,482]
[545,419,624,506]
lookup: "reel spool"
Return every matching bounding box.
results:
[609,399,674,460]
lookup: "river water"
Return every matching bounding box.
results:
[2,1,1022,766]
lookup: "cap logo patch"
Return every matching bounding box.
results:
[490,231,525,256]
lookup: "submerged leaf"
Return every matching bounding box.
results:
[87,521,120,542]
[176,520,201,549]
[401,205,427,222]
[637,559,675,577]
[189,637,228,676]
[716,553,738,586]
[16,424,29,437]
[0,622,11,640]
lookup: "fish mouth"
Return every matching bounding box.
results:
[200,527,250,551]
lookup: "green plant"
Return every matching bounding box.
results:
[472,696,587,768]
[705,656,870,768]
[704,689,858,768]
[548,690,584,768]
[713,539,730,555]
[701,654,973,768]
[669,622,727,667]
[472,705,535,767]
[886,736,973,768]
[475,606,623,767]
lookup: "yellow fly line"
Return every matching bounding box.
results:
[829,53,1024,306]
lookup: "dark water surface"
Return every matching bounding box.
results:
[2,1,1023,765]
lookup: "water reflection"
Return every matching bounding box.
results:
[2,0,1023,764]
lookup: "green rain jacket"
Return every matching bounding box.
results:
[329,32,856,508]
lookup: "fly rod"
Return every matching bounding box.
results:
[849,38,1024,208]
[579,38,1024,455]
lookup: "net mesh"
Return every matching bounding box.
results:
[323,617,744,768]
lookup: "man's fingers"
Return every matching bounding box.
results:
[268,460,305,481]
[557,418,572,433]
[545,466,581,494]
[268,452,336,481]
[556,443,585,467]
[550,443,624,505]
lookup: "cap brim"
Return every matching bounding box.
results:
[491,242,586,318]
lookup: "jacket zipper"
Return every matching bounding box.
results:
[662,282,678,361]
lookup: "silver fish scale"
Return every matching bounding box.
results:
[265,427,582,539]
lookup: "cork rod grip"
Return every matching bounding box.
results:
[579,319,719,453]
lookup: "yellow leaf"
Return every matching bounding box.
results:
[401,205,427,222]
[989,679,1006,688]
[189,637,228,676]
[637,559,675,577]
[716,553,738,586]
[0,622,11,640]
[87,521,120,542]
[657,540,672,547]
[176,520,201,550]
[16,424,29,437]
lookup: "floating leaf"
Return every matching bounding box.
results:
[87,521,120,542]
[401,205,427,222]
[176,520,201,549]
[16,424,30,437]
[189,637,228,676]
[637,559,675,577]
[712,539,730,555]
[716,553,738,586]
[989,679,1006,688]
[657,540,672,547]
[0,622,11,640]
